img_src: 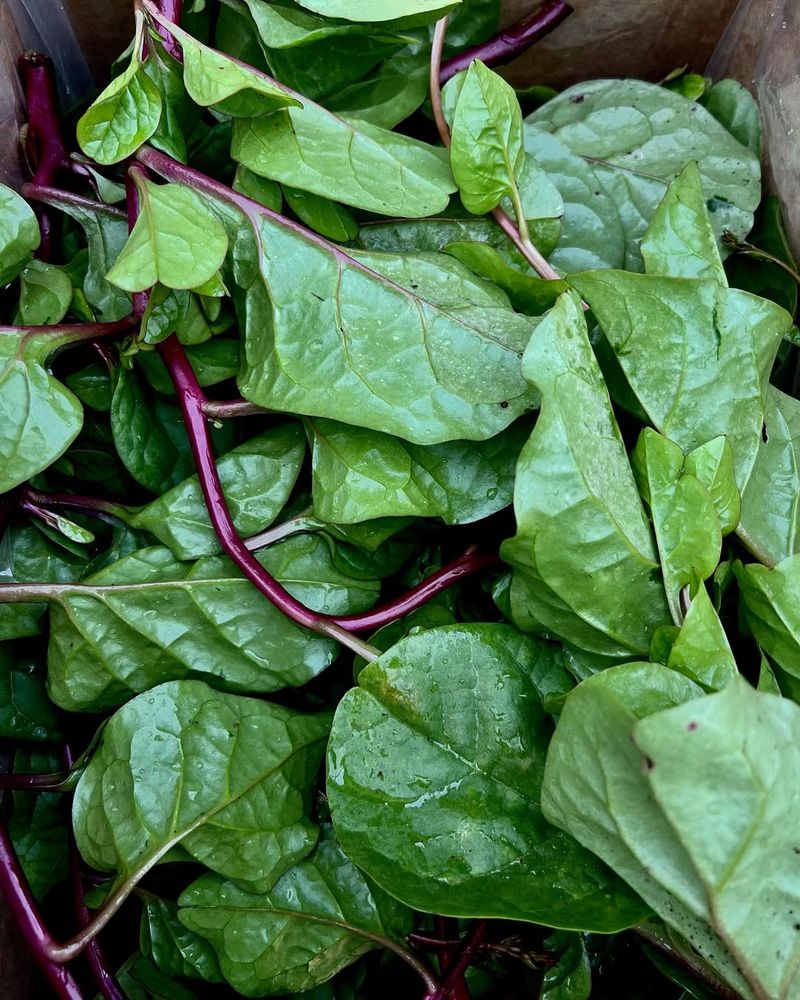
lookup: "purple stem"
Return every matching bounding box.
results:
[21,488,126,526]
[332,551,500,633]
[125,174,150,320]
[63,747,126,1000]
[23,183,127,220]
[157,336,375,657]
[440,0,573,83]
[425,923,487,1000]
[0,317,135,344]
[155,0,184,60]
[0,772,70,792]
[18,54,69,259]
[0,821,84,999]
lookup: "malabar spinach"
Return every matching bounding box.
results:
[1,2,799,998]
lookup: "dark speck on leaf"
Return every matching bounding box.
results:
[643,756,654,772]
[793,847,800,854]
[311,292,323,301]
[500,400,509,409]
[570,94,585,104]
[687,721,698,731]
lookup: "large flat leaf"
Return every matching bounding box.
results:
[309,417,527,525]
[500,293,669,659]
[47,534,379,711]
[0,183,40,286]
[0,328,85,493]
[178,825,412,996]
[295,0,457,22]
[570,271,792,491]
[199,187,538,444]
[131,424,305,559]
[73,680,330,894]
[526,79,761,269]
[739,387,800,566]
[231,106,454,219]
[540,665,752,999]
[327,623,648,931]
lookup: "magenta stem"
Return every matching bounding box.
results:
[62,746,126,1000]
[332,551,500,633]
[22,488,127,525]
[18,54,69,259]
[440,0,572,83]
[0,317,135,343]
[125,173,150,319]
[22,183,127,220]
[0,772,70,792]
[155,0,184,60]
[425,922,486,1000]
[0,821,83,998]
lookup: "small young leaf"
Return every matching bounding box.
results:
[445,241,567,315]
[77,46,162,165]
[632,428,722,625]
[683,436,740,536]
[107,176,228,292]
[73,680,330,893]
[447,60,525,215]
[178,825,412,995]
[702,78,761,155]
[0,183,40,286]
[736,555,800,680]
[641,163,726,285]
[9,752,69,901]
[0,646,61,741]
[666,585,737,691]
[17,260,73,325]
[139,892,223,984]
[283,187,359,243]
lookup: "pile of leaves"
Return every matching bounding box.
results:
[1,0,799,997]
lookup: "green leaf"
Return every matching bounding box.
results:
[77,23,162,165]
[107,176,228,293]
[9,752,69,901]
[17,260,73,325]
[540,931,591,1000]
[523,132,625,272]
[0,328,86,493]
[214,191,537,444]
[631,428,722,625]
[110,366,195,494]
[159,16,302,116]
[447,60,525,215]
[540,664,752,998]
[136,339,240,395]
[0,524,89,641]
[570,271,792,491]
[0,183,40,286]
[0,645,60,741]
[62,363,112,411]
[235,0,411,47]
[666,585,738,691]
[634,681,800,998]
[233,165,282,212]
[178,825,412,995]
[47,534,379,711]
[640,163,726,284]
[283,187,359,243]
[140,286,191,345]
[131,424,306,559]
[526,79,761,269]
[115,955,200,1000]
[736,555,800,680]
[232,104,454,219]
[324,51,429,130]
[309,417,527,525]
[683,437,740,536]
[33,194,131,321]
[294,0,458,22]
[702,79,760,155]
[358,214,537,261]
[500,293,669,658]
[445,241,567,315]
[73,680,330,895]
[139,892,223,983]
[328,623,648,931]
[739,387,800,566]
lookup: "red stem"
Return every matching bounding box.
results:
[0,820,83,999]
[125,173,150,319]
[21,488,126,525]
[155,0,184,61]
[0,772,70,792]
[18,54,69,260]
[426,922,487,1000]
[440,0,573,83]
[332,551,500,633]
[63,747,126,1000]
